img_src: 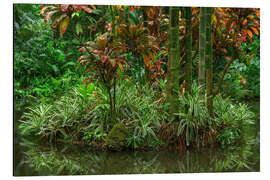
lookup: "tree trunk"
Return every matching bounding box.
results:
[184,7,192,94]
[167,7,180,120]
[205,7,213,115]
[198,7,206,87]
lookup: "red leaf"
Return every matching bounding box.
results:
[241,76,247,84]
[81,5,93,13]
[225,56,231,61]
[78,47,86,52]
[82,78,88,83]
[247,29,253,39]
[192,8,199,15]
[143,56,149,67]
[93,50,102,55]
[217,8,224,13]
[40,6,49,15]
[60,4,70,12]
[129,6,135,11]
[44,10,57,23]
[51,13,67,29]
[85,80,93,88]
[71,5,82,12]
[256,10,260,18]
[251,27,259,35]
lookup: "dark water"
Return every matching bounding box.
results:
[14,101,260,176]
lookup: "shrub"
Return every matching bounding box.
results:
[175,83,212,146]
[19,83,98,141]
[223,36,260,99]
[213,95,255,145]
[115,80,168,148]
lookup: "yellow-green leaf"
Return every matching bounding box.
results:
[76,22,83,35]
[59,16,70,35]
[212,14,217,24]
[246,54,254,64]
[117,62,124,72]
[242,19,247,26]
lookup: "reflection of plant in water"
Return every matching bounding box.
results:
[21,139,106,175]
[128,152,163,174]
[214,148,252,172]
[24,148,88,175]
[20,134,259,175]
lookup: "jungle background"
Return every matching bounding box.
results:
[10,0,263,176]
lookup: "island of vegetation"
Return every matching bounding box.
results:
[15,4,260,151]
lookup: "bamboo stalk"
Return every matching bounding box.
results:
[205,7,213,115]
[199,7,206,87]
[184,7,192,93]
[167,7,180,120]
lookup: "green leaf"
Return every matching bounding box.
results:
[71,12,80,18]
[76,22,83,35]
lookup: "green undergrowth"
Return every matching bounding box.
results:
[19,81,255,150]
[213,95,255,146]
[19,80,168,149]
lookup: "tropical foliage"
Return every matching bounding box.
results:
[15,4,259,151]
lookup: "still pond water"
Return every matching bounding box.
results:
[14,101,260,176]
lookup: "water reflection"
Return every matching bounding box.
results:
[14,134,259,176]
